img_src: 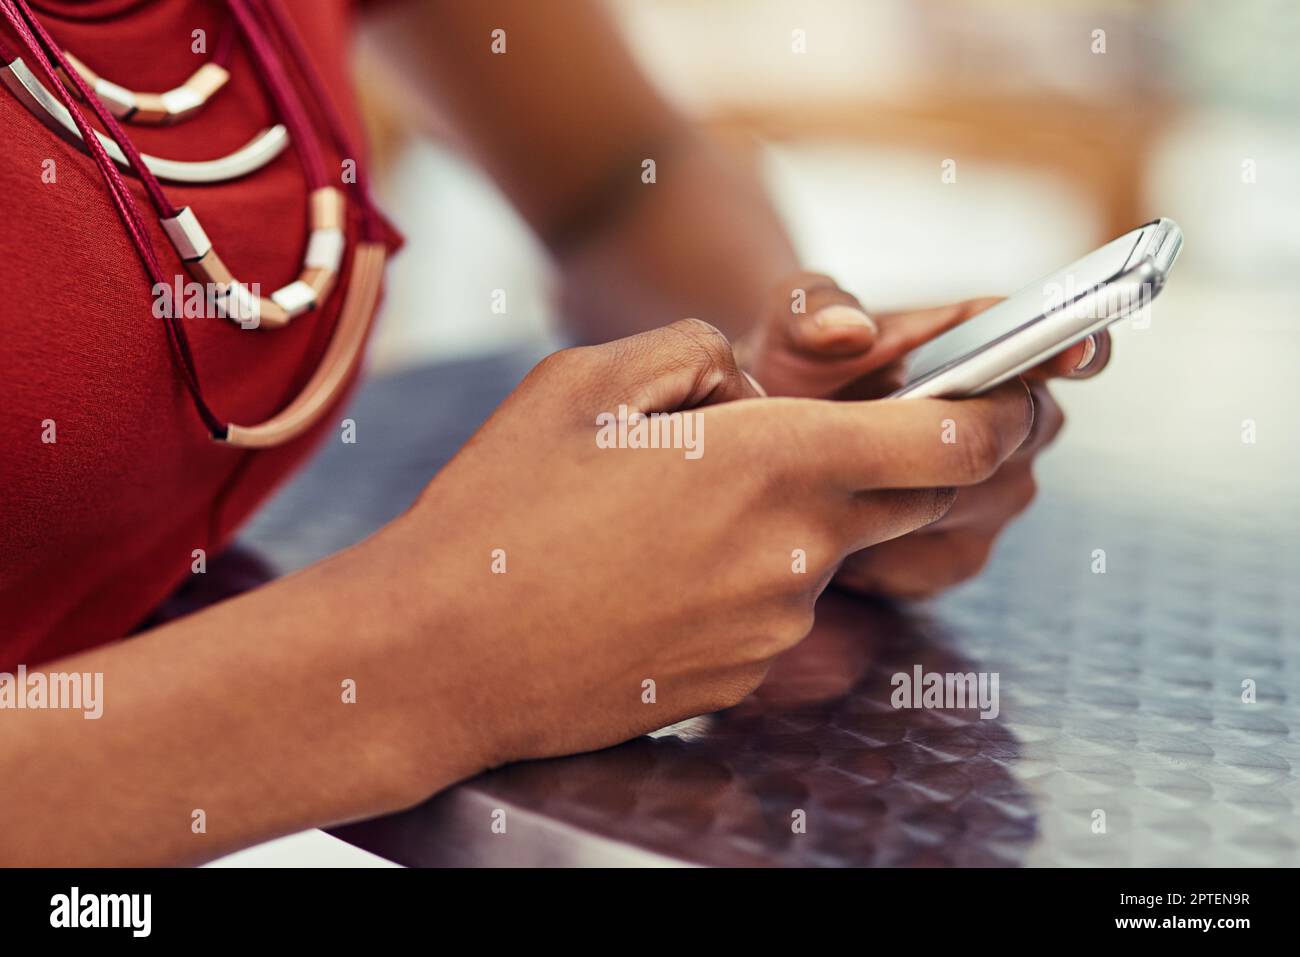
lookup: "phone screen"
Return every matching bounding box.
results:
[902,227,1148,385]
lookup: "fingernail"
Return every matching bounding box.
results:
[741,370,768,397]
[1073,335,1097,373]
[1020,377,1036,438]
[813,305,876,332]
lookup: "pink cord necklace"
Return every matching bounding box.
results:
[1,0,393,447]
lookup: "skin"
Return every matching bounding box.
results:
[0,0,1112,862]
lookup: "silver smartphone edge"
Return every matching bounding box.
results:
[890,218,1183,400]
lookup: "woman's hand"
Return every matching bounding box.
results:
[0,318,1037,865]
[738,273,1109,399]
[396,319,1036,771]
[736,274,1111,600]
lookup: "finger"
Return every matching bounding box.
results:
[609,318,762,411]
[744,275,879,399]
[779,379,1035,491]
[778,280,877,358]
[840,486,959,551]
[1066,328,1112,379]
[836,530,993,600]
[926,462,1037,533]
[744,322,879,398]
[1010,381,1064,460]
[1027,329,1113,381]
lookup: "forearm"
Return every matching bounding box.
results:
[554,129,799,342]
[364,0,799,341]
[0,518,481,866]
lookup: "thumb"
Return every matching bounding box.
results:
[773,276,877,359]
[744,278,879,397]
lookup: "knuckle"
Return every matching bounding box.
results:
[528,349,567,380]
[530,346,585,379]
[519,352,570,397]
[668,318,740,393]
[523,345,612,416]
[671,317,734,358]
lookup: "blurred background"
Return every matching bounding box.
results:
[355,0,1300,364]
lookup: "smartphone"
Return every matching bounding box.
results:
[890,218,1183,399]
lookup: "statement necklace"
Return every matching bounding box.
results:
[64,49,231,124]
[0,17,288,183]
[0,54,289,182]
[1,0,392,448]
[56,19,236,124]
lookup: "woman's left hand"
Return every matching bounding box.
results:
[736,273,1112,600]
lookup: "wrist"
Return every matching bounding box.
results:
[355,511,499,809]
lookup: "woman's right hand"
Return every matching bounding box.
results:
[390,319,1034,783]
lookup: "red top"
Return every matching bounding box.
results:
[0,0,396,669]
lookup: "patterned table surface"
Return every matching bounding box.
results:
[238,311,1300,866]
